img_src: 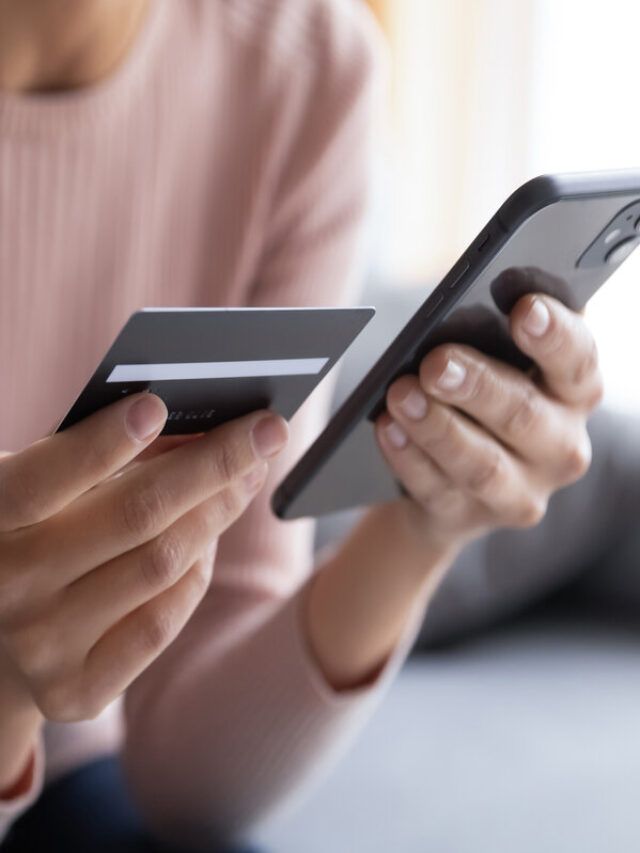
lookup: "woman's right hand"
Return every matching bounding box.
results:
[0,393,288,748]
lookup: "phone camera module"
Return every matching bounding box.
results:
[577,199,640,268]
[605,236,639,265]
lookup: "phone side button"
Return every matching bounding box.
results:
[448,259,470,289]
[423,293,444,319]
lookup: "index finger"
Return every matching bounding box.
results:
[0,393,167,532]
[114,434,204,477]
[40,409,288,579]
[510,294,604,410]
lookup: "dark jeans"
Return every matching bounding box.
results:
[1,756,259,853]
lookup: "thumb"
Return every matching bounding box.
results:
[0,394,167,532]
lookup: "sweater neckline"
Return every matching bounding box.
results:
[0,1,168,137]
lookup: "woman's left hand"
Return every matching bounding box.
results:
[376,293,604,553]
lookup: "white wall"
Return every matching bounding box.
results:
[530,0,640,416]
[377,0,640,415]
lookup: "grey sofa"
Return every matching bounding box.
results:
[257,279,640,853]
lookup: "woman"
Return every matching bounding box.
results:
[0,0,604,850]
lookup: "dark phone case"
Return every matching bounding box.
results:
[273,170,640,520]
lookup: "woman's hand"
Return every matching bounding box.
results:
[305,292,603,691]
[377,293,603,551]
[0,393,287,790]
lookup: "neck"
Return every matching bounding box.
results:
[0,0,150,93]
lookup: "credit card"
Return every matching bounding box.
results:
[56,307,374,435]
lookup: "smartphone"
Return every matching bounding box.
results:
[272,170,640,520]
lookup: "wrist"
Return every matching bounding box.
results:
[305,500,461,691]
[381,497,463,580]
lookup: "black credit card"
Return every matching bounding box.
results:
[56,307,374,435]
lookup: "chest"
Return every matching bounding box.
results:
[0,118,267,449]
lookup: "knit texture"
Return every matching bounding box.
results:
[0,0,422,846]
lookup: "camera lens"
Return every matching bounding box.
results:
[605,237,639,265]
[604,227,622,245]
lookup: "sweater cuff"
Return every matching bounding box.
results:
[0,736,45,841]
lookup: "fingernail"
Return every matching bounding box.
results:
[243,463,267,493]
[385,421,408,450]
[523,299,550,337]
[251,415,289,459]
[437,359,466,391]
[400,389,428,420]
[125,395,167,442]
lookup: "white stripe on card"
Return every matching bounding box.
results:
[106,358,329,383]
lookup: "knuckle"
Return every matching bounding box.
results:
[82,430,117,481]
[211,441,240,485]
[9,619,58,678]
[141,534,184,590]
[431,486,467,518]
[512,497,547,528]
[561,436,592,482]
[216,486,242,521]
[466,452,504,496]
[0,536,52,624]
[502,385,539,439]
[584,374,605,411]
[74,679,107,721]
[139,607,174,653]
[122,485,165,538]
[0,564,28,624]
[36,678,82,723]
[188,560,212,598]
[572,340,599,387]
[81,696,106,721]
[2,469,46,527]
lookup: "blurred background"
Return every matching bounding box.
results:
[260,2,640,851]
[366,0,640,415]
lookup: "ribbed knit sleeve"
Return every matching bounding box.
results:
[120,3,404,846]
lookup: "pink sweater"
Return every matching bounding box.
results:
[0,0,418,846]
